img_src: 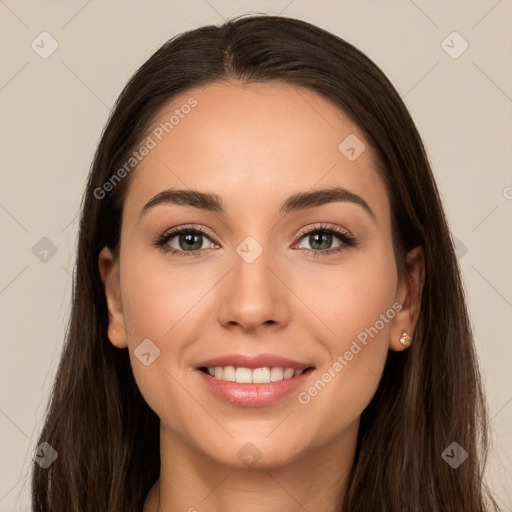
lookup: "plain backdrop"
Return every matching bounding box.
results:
[0,1,511,510]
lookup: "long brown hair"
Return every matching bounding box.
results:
[31,14,499,511]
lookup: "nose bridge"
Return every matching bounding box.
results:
[217,231,285,329]
[233,233,276,302]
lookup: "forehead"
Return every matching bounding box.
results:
[123,81,389,226]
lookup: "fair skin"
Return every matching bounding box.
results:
[99,81,424,512]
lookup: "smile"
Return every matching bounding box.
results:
[196,366,315,407]
[200,365,313,383]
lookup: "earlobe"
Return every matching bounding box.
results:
[98,246,128,349]
[389,245,425,352]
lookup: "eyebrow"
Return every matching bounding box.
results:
[140,186,375,220]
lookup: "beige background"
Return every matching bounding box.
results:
[1,1,511,510]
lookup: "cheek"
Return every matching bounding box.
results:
[292,241,397,431]
[116,248,208,414]
[120,248,211,341]
[295,238,398,349]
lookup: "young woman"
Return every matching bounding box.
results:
[31,14,499,512]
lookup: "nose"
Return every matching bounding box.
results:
[216,242,289,333]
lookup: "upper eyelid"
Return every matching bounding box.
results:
[295,223,352,239]
[160,224,218,244]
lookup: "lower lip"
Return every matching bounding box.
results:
[196,368,315,407]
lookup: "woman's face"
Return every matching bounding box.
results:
[100,81,419,469]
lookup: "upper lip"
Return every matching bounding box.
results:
[195,353,314,370]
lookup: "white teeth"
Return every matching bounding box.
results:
[270,367,284,381]
[235,367,253,383]
[205,365,309,383]
[252,367,270,383]
[221,366,235,382]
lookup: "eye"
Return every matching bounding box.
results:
[293,223,357,256]
[154,223,357,258]
[154,225,217,257]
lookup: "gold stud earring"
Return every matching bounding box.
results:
[399,330,410,347]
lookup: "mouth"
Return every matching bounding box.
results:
[198,365,315,384]
[195,363,316,407]
[194,353,316,406]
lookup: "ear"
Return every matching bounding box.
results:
[389,245,425,352]
[98,246,128,349]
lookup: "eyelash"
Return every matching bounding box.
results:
[153,223,357,258]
